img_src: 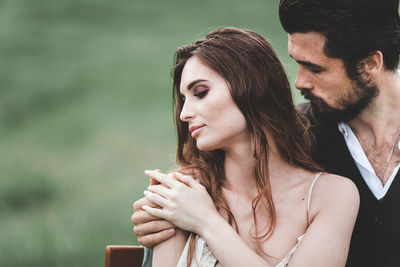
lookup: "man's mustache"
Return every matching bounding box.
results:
[300,89,324,104]
[300,89,336,113]
[300,89,312,100]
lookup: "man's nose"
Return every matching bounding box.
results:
[294,66,313,90]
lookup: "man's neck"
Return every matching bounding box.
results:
[346,69,400,185]
[349,69,400,145]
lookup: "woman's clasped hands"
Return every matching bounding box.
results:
[142,170,218,235]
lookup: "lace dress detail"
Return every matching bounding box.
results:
[275,235,304,267]
[176,235,220,267]
[176,173,322,267]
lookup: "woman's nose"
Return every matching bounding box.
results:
[179,100,195,122]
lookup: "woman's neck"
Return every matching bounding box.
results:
[223,139,256,195]
[222,133,291,196]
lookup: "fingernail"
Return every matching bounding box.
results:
[142,205,149,210]
[175,172,183,177]
[143,190,149,195]
[144,170,150,175]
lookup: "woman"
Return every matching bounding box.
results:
[140,28,359,266]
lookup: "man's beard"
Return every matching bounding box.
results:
[300,76,379,123]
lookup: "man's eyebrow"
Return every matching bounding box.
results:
[187,79,208,90]
[289,54,325,70]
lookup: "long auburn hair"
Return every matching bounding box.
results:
[172,27,322,265]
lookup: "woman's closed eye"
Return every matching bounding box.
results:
[193,86,209,99]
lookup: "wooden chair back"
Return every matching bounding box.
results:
[105,245,144,267]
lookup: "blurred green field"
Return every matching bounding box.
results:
[0,0,302,266]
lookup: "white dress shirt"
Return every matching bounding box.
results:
[338,122,400,200]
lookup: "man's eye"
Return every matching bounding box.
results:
[311,69,322,74]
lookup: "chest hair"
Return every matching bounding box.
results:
[357,135,400,185]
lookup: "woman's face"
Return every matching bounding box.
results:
[179,56,249,151]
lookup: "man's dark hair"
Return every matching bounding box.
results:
[279,0,400,78]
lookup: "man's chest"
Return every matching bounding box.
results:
[358,137,400,185]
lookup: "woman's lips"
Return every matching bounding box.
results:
[189,125,205,138]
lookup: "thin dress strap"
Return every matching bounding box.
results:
[307,172,322,213]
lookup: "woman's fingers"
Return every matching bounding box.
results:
[174,172,199,188]
[144,190,168,207]
[145,170,177,188]
[148,184,171,199]
[149,169,162,186]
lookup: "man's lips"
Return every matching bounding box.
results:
[189,125,205,138]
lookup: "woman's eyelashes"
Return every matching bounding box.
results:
[193,86,209,99]
[179,85,209,102]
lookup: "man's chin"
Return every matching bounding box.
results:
[310,99,363,123]
[311,105,346,123]
[310,100,340,123]
[301,76,378,124]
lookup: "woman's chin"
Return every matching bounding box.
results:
[195,140,219,152]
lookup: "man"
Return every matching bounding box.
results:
[280,1,400,266]
[132,0,400,266]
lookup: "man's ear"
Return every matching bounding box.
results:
[363,51,384,75]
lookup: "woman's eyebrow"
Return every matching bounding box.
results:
[187,79,209,90]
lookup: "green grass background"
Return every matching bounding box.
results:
[0,0,302,266]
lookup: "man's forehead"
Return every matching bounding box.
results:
[288,32,325,54]
[287,32,331,66]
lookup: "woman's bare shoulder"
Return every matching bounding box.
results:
[311,173,360,213]
[317,173,359,194]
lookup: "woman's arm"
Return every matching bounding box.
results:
[152,228,188,267]
[286,174,360,266]
[143,170,359,267]
[142,170,273,267]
